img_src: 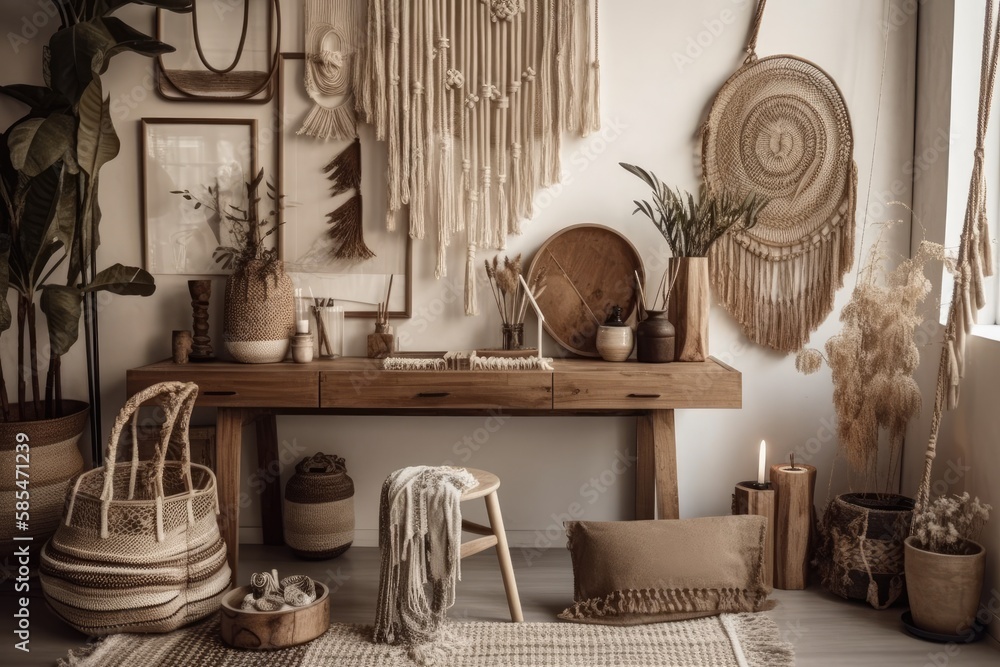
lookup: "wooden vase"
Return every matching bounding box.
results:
[770,463,817,590]
[904,537,986,636]
[667,257,709,362]
[223,260,295,364]
[732,481,775,590]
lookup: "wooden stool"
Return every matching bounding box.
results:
[460,469,524,622]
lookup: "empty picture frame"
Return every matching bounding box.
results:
[141,118,257,275]
[278,53,411,318]
[155,1,279,103]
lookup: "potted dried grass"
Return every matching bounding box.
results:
[797,239,942,609]
[621,163,764,361]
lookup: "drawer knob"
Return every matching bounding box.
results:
[416,392,450,398]
[627,393,661,399]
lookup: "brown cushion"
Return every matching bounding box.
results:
[558,516,771,625]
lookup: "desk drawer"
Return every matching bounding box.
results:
[126,368,319,408]
[321,371,552,409]
[553,369,741,410]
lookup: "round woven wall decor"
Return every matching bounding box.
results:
[703,2,857,353]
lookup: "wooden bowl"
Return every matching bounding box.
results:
[219,582,330,649]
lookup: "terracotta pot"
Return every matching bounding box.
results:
[0,401,88,561]
[636,310,675,363]
[224,259,295,363]
[905,536,986,635]
[667,257,709,361]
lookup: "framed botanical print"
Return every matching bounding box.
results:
[141,118,257,275]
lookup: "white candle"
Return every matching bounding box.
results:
[757,440,767,485]
[296,319,310,334]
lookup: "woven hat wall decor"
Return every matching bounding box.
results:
[355,0,601,314]
[702,0,858,353]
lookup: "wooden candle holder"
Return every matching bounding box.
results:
[732,481,775,590]
[770,463,817,590]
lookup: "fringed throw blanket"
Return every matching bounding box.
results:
[355,0,601,314]
[373,466,477,665]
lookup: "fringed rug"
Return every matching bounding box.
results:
[59,614,793,667]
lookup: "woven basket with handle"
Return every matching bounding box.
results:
[39,382,232,635]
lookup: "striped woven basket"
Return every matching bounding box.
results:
[284,454,355,559]
[40,382,232,635]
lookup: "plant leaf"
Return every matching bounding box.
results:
[0,84,69,115]
[7,114,76,177]
[81,263,156,296]
[97,0,193,16]
[76,79,120,178]
[40,284,82,356]
[0,234,11,333]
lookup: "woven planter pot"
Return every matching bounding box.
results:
[0,401,87,562]
[284,454,355,560]
[904,536,986,635]
[817,493,913,609]
[224,259,295,363]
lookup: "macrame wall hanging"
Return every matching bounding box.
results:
[300,0,366,140]
[916,0,998,513]
[355,0,601,314]
[323,138,375,260]
[702,0,857,353]
[156,0,281,102]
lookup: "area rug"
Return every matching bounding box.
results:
[59,614,793,667]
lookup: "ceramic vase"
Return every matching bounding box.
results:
[596,305,634,362]
[636,310,675,363]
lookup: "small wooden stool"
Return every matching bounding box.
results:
[460,469,524,622]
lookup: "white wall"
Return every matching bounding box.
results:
[1,1,917,551]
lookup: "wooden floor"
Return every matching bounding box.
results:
[3,546,999,665]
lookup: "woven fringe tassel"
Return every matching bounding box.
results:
[298,101,359,141]
[327,194,375,260]
[436,138,456,279]
[510,145,524,233]
[465,244,479,315]
[581,60,600,136]
[497,176,510,244]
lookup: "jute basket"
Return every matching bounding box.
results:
[0,401,87,563]
[224,259,295,363]
[816,493,913,610]
[40,382,232,635]
[284,454,355,559]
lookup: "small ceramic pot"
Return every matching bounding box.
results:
[596,305,634,362]
[291,333,314,363]
[636,310,675,363]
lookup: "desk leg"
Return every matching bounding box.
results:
[216,407,244,583]
[255,412,284,546]
[636,410,679,520]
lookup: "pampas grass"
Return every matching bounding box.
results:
[797,235,943,492]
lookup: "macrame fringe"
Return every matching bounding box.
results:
[465,243,479,315]
[298,101,359,141]
[327,194,375,261]
[557,587,768,622]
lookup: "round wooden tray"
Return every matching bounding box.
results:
[220,582,330,649]
[526,224,644,357]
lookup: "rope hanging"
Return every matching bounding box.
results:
[915,0,999,514]
[702,0,858,353]
[356,0,599,314]
[300,0,365,140]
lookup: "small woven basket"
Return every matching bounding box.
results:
[284,454,355,559]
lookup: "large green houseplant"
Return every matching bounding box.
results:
[0,0,188,554]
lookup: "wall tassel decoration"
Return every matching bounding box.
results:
[323,139,374,260]
[357,0,600,314]
[300,0,365,140]
[702,0,857,353]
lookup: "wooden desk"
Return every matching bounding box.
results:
[127,357,741,581]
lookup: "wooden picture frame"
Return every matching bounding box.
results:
[155,1,279,103]
[140,118,258,275]
[277,52,412,319]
